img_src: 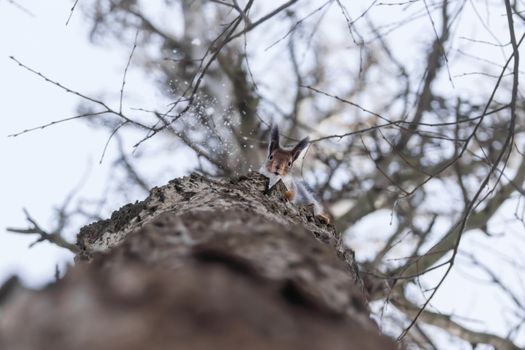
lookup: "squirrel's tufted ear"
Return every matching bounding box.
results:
[269,125,280,154]
[291,136,309,161]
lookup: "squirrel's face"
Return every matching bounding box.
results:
[264,125,309,177]
[265,148,294,176]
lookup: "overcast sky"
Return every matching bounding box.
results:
[0,0,127,286]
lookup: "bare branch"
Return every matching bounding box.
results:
[65,0,80,26]
[7,209,79,254]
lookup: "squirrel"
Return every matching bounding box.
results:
[258,125,330,224]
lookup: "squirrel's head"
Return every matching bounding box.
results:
[264,125,309,176]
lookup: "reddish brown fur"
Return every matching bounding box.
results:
[317,213,330,224]
[264,126,330,224]
[264,148,295,176]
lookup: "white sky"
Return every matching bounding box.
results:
[0,0,128,286]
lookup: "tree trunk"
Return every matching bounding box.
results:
[0,173,396,350]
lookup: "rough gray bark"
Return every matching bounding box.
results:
[0,173,396,350]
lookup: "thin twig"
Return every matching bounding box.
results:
[65,0,80,25]
[7,209,79,253]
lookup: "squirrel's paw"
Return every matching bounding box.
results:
[316,213,331,225]
[284,190,294,201]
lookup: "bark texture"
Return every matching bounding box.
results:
[0,173,396,350]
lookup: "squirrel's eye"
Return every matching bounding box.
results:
[269,155,273,160]
[288,161,292,166]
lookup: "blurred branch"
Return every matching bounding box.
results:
[395,0,521,339]
[461,251,525,313]
[119,29,139,114]
[7,209,79,254]
[5,0,35,17]
[133,0,256,149]
[392,2,525,282]
[392,133,524,337]
[393,295,521,350]
[114,135,150,193]
[394,0,451,151]
[226,0,299,43]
